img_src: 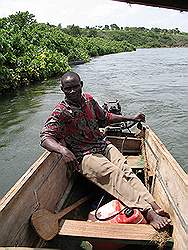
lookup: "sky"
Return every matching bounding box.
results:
[0,0,188,32]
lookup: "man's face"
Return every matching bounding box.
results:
[61,76,82,103]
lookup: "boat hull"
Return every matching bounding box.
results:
[0,126,187,249]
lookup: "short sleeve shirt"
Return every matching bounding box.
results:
[40,93,112,162]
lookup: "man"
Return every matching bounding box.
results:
[40,71,171,230]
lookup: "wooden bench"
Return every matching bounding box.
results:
[106,136,142,155]
[58,220,173,247]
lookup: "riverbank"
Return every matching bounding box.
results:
[1,11,188,95]
[0,12,134,94]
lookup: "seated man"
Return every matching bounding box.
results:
[40,71,171,230]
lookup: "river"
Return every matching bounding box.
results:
[0,47,188,197]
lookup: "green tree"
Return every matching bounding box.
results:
[8,11,36,28]
[88,28,98,37]
[104,25,110,30]
[1,11,188,94]
[110,24,120,30]
[66,24,81,36]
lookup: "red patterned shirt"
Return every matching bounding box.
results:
[40,93,112,162]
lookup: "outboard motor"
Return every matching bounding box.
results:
[103,100,143,136]
[102,100,122,115]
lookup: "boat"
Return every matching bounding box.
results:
[0,98,187,250]
[0,1,188,249]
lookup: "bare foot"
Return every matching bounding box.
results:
[150,201,170,219]
[155,208,170,219]
[146,209,171,230]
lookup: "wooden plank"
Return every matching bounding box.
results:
[0,151,72,246]
[106,136,141,153]
[0,151,50,210]
[59,220,157,243]
[31,196,90,241]
[129,165,143,169]
[127,155,144,169]
[144,127,188,250]
[145,128,188,218]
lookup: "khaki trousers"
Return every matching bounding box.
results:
[80,144,154,211]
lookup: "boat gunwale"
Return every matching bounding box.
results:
[145,126,188,242]
[145,126,188,183]
[0,150,51,211]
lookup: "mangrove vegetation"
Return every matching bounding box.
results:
[1,11,188,93]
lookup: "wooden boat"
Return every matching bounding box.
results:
[0,2,188,249]
[0,111,187,249]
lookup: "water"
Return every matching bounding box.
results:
[0,48,188,197]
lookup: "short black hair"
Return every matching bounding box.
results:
[61,71,81,84]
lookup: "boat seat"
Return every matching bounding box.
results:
[130,165,144,169]
[127,155,144,170]
[58,220,173,247]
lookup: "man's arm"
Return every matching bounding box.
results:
[41,138,78,165]
[109,113,145,124]
[40,104,78,165]
[90,96,145,126]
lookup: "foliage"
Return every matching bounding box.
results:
[0,12,134,93]
[1,11,188,93]
[78,26,188,49]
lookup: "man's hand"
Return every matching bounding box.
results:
[59,146,79,170]
[59,146,77,163]
[133,113,145,122]
[41,138,79,170]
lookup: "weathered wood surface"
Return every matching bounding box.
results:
[31,195,90,241]
[127,155,144,169]
[107,136,141,154]
[59,220,173,246]
[0,126,187,249]
[127,155,140,165]
[144,127,188,250]
[0,151,72,247]
[59,220,156,240]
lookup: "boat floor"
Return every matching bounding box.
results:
[46,154,173,250]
